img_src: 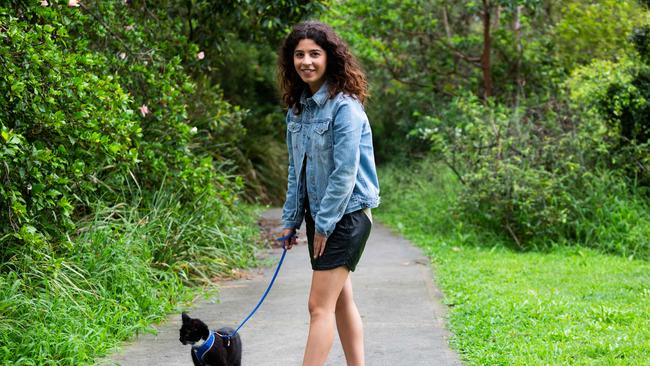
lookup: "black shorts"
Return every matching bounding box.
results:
[305,205,372,272]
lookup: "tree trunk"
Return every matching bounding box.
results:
[481,0,493,99]
[514,4,524,106]
[442,2,452,39]
[186,0,194,41]
[545,0,554,22]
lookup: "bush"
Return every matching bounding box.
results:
[567,58,650,187]
[411,92,650,257]
[0,2,246,253]
[0,5,138,248]
[570,171,650,258]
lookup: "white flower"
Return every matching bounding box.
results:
[196,51,205,60]
[139,104,149,117]
[119,52,126,60]
[41,0,49,6]
[68,0,80,7]
[190,127,198,135]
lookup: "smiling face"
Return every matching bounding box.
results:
[293,38,328,94]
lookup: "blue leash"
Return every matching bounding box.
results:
[219,232,295,341]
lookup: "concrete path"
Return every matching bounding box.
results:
[100,208,462,365]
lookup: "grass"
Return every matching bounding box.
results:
[375,158,650,365]
[0,190,263,366]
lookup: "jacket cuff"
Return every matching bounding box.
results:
[315,224,333,238]
[282,220,302,230]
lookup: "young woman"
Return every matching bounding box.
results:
[277,21,380,366]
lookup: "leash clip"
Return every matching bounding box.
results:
[217,332,232,347]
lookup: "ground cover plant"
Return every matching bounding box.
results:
[376,159,650,365]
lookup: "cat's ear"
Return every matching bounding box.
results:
[182,312,190,323]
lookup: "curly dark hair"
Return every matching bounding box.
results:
[278,21,368,113]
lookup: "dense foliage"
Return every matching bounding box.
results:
[1,2,241,252]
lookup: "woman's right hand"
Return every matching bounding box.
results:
[280,228,298,250]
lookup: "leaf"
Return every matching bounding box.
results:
[7,135,21,145]
[46,189,62,198]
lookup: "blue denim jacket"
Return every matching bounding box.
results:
[281,82,380,237]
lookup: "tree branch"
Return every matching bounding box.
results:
[381,52,455,97]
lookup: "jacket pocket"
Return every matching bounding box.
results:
[288,121,302,132]
[288,122,302,149]
[314,119,330,135]
[313,119,332,154]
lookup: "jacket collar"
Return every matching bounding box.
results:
[192,330,215,363]
[300,81,329,107]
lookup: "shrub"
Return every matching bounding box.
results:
[414,90,650,258]
[567,58,650,187]
[0,2,246,253]
[0,5,140,249]
[570,170,650,258]
[0,190,259,365]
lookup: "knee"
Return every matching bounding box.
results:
[308,298,332,319]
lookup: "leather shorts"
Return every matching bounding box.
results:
[305,201,372,272]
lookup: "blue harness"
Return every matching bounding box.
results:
[192,330,216,363]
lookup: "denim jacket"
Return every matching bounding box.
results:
[281,82,380,237]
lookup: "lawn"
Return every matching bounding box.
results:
[376,160,650,365]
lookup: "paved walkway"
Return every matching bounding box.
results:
[100,208,462,365]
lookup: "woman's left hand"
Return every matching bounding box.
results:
[313,233,327,259]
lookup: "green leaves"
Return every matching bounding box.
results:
[567,57,650,186]
[379,157,650,365]
[0,2,250,251]
[411,91,624,248]
[554,0,648,70]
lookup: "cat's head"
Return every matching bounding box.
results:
[179,312,210,345]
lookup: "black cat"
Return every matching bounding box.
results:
[179,313,242,366]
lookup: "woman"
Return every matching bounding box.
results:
[277,21,380,366]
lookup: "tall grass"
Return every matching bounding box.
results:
[569,171,650,259]
[0,190,260,365]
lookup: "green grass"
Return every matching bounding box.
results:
[0,191,263,366]
[376,159,650,365]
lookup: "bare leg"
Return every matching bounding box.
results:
[335,276,365,366]
[302,266,350,366]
